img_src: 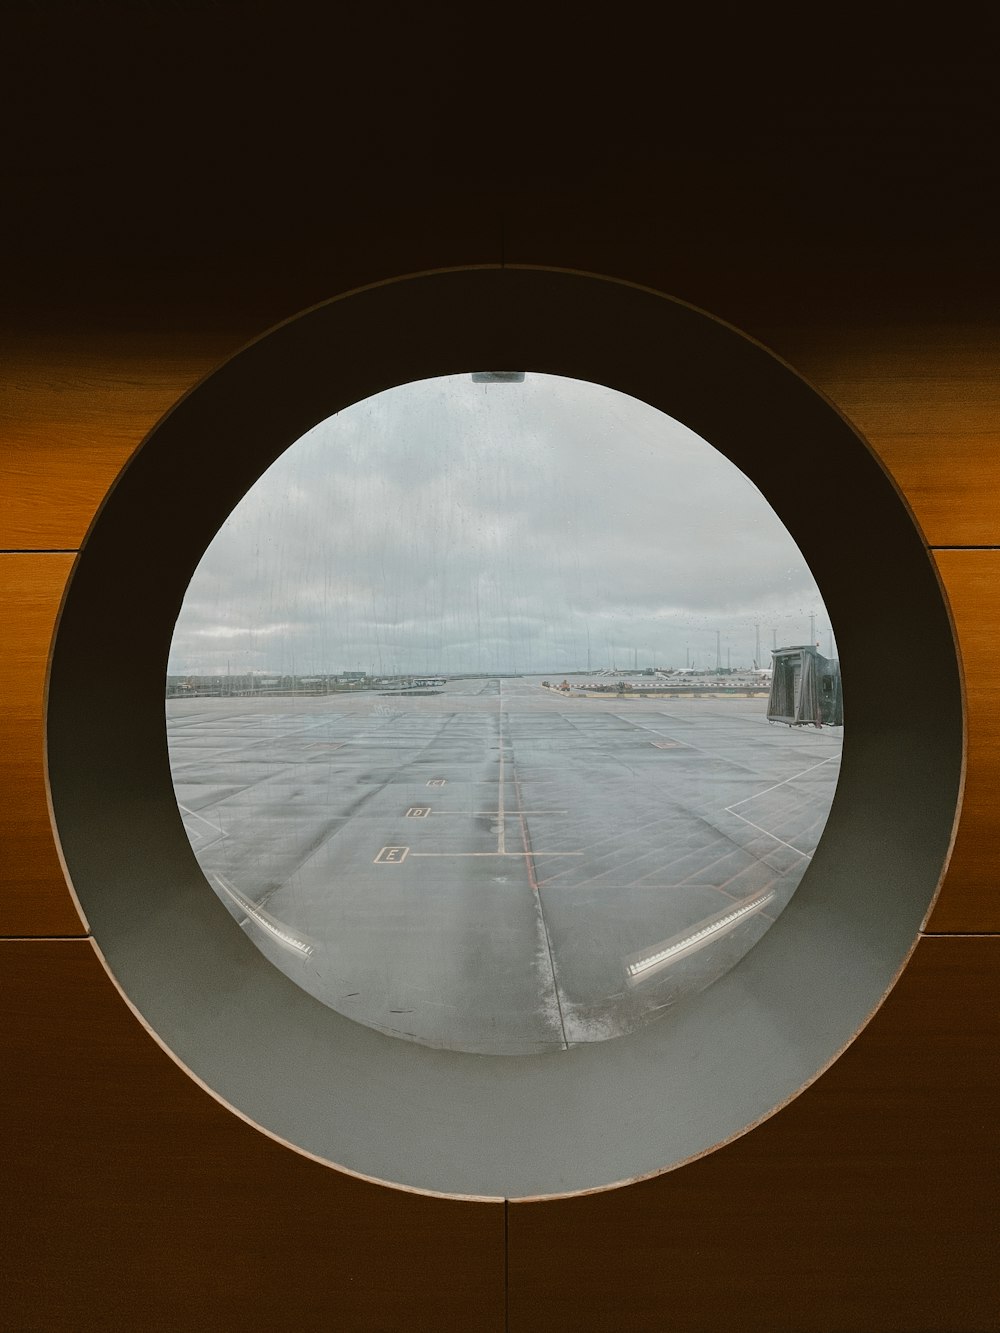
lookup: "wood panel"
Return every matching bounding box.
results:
[6,311,998,556]
[0,554,83,936]
[1,939,505,1332]
[930,550,1000,932]
[0,333,240,551]
[0,199,502,552]
[771,323,1000,550]
[508,934,1000,1333]
[504,199,1000,550]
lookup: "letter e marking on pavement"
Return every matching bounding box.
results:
[374,846,410,864]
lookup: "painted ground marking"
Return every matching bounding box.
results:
[374,846,410,864]
[409,850,583,858]
[720,753,839,858]
[178,803,225,836]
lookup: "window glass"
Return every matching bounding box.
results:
[167,374,842,1055]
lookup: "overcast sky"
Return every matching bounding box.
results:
[169,373,834,677]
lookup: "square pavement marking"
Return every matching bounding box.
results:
[374,846,410,864]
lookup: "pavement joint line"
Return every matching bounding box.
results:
[568,712,760,775]
[171,714,345,762]
[533,795,748,888]
[534,790,815,889]
[612,715,695,749]
[503,693,570,1049]
[538,826,744,892]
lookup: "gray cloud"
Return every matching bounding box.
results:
[170,374,834,676]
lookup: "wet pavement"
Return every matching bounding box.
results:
[167,678,842,1055]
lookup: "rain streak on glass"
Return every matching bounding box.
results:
[167,374,843,1055]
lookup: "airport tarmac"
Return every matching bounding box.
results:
[167,678,843,1055]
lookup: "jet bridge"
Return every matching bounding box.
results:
[767,645,843,727]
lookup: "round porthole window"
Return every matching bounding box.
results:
[47,268,961,1198]
[166,371,843,1057]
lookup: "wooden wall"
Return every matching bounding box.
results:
[2,17,997,1330]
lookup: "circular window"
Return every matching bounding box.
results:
[47,268,961,1198]
[167,372,843,1056]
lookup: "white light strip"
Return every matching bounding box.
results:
[627,891,776,979]
[213,875,313,958]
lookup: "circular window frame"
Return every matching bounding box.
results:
[46,266,962,1200]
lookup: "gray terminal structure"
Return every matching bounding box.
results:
[767,645,844,728]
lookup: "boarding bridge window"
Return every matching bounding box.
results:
[166,373,843,1056]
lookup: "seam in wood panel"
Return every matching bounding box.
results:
[1,934,92,941]
[0,549,80,554]
[920,931,1000,938]
[504,1197,509,1333]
